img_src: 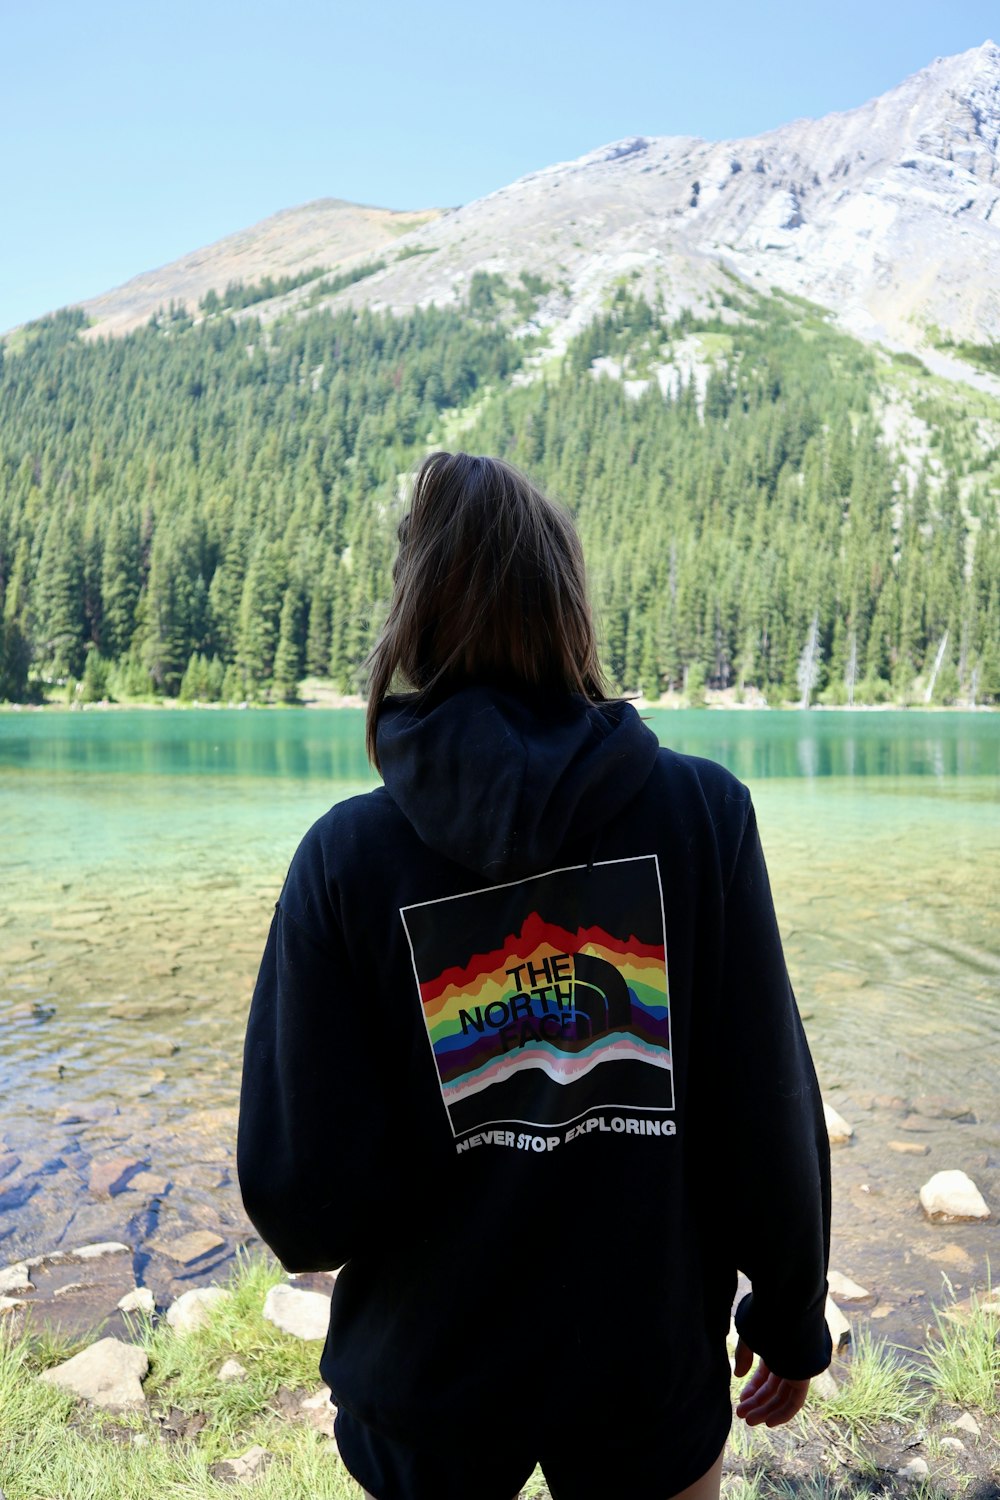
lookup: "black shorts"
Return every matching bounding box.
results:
[334,1398,732,1500]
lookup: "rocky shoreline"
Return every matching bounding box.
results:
[2,1238,998,1499]
[3,1093,995,1349]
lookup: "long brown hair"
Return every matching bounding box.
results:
[365,451,609,767]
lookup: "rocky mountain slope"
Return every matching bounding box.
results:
[43,41,1000,369]
[317,41,1000,365]
[73,199,442,337]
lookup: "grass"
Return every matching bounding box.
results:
[3,1263,999,1499]
[921,1283,1000,1415]
[0,1252,364,1500]
[818,1330,922,1437]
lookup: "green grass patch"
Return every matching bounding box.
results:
[0,1253,363,1500]
[4,1263,998,1499]
[384,213,439,238]
[395,244,438,261]
[921,1286,1000,1414]
[817,1330,922,1437]
[692,330,735,360]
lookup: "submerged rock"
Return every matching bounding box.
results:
[148,1229,225,1265]
[4,1243,137,1340]
[88,1157,146,1199]
[127,1170,171,1195]
[40,1336,148,1408]
[919,1170,990,1222]
[888,1140,930,1155]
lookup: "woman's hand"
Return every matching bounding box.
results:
[733,1337,811,1427]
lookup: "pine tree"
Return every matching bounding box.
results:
[101,505,142,659]
[34,508,85,678]
[272,590,303,702]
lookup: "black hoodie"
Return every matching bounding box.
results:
[238,687,831,1449]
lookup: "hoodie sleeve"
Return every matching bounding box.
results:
[237,858,392,1272]
[722,796,832,1380]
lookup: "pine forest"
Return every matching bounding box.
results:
[1,272,998,708]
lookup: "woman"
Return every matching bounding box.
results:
[238,451,831,1500]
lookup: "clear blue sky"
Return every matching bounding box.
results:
[2,0,995,332]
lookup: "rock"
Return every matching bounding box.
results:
[0,1263,33,1296]
[182,1106,239,1136]
[953,1412,981,1438]
[166,1286,231,1334]
[132,1069,168,1098]
[919,1170,991,1222]
[88,1157,146,1199]
[301,1386,337,1437]
[40,1336,148,1409]
[926,1242,973,1268]
[160,1406,208,1440]
[827,1272,871,1301]
[0,1296,28,1314]
[290,1268,339,1292]
[811,1369,838,1400]
[823,1103,854,1144]
[148,1230,225,1265]
[210,1445,272,1482]
[117,1287,155,1315]
[939,1437,965,1453]
[888,1140,930,1156]
[825,1296,851,1349]
[897,1458,929,1480]
[300,1385,334,1408]
[72,1241,132,1261]
[127,1171,170,1195]
[262,1283,331,1342]
[218,1358,247,1382]
[11,1243,137,1340]
[912,1095,974,1121]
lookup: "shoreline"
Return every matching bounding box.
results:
[1,692,997,715]
[2,1245,997,1500]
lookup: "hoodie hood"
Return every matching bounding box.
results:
[376,685,660,881]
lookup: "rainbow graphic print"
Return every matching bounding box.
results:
[400,856,672,1139]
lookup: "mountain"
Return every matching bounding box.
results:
[2,43,999,710]
[58,43,1000,371]
[309,41,1000,370]
[74,200,442,338]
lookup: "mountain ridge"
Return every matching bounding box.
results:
[16,41,1000,374]
[70,200,443,339]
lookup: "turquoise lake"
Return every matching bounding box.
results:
[1,707,998,1330]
